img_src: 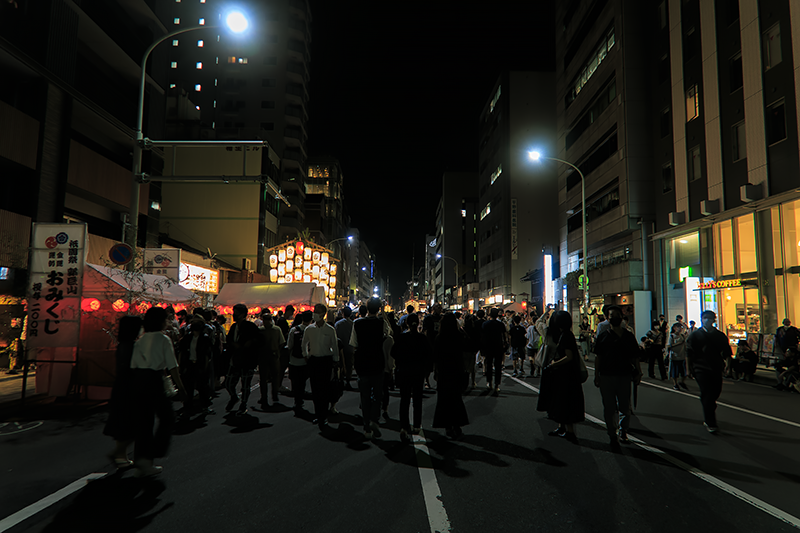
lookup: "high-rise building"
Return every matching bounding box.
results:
[552,1,656,334]
[477,71,558,309]
[649,0,800,348]
[164,0,312,244]
[434,172,479,309]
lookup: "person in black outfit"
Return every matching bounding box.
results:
[422,304,443,389]
[481,307,508,394]
[537,310,584,443]
[594,306,642,450]
[432,313,470,439]
[226,303,264,415]
[391,313,433,441]
[509,315,528,377]
[351,297,392,439]
[686,310,731,433]
[104,315,142,469]
[646,319,667,380]
[733,339,758,382]
[176,317,215,417]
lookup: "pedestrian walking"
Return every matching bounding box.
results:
[578,316,592,361]
[481,307,508,394]
[665,323,689,390]
[537,310,584,444]
[334,307,356,390]
[686,310,731,433]
[646,320,668,380]
[258,313,286,409]
[422,304,443,389]
[391,313,433,441]
[130,307,187,477]
[302,303,339,430]
[463,313,481,389]
[176,317,215,417]
[104,315,142,469]
[593,306,642,451]
[287,312,312,411]
[225,303,264,415]
[350,297,393,439]
[432,313,469,439]
[509,315,527,377]
[524,311,540,378]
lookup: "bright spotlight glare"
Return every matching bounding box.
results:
[528,151,541,161]
[226,11,248,33]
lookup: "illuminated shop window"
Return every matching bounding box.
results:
[172,39,179,46]
[195,84,202,91]
[480,203,491,220]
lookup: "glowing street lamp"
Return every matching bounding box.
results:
[529,151,589,314]
[127,11,251,263]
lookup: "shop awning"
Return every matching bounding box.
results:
[214,282,326,307]
[502,302,526,314]
[83,264,198,303]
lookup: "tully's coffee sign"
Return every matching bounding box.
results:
[696,279,742,290]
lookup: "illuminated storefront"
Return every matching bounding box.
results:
[659,198,800,357]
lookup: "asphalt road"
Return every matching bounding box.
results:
[1,363,799,533]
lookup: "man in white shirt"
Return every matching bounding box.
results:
[302,303,339,430]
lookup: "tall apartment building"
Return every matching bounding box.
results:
[433,172,479,309]
[346,229,375,304]
[648,0,800,352]
[553,0,656,336]
[477,71,558,309]
[164,0,312,244]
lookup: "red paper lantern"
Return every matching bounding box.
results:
[296,241,304,257]
[112,299,130,312]
[248,306,261,315]
[81,298,101,312]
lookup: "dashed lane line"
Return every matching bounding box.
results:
[412,430,452,533]
[504,372,800,530]
[0,473,106,532]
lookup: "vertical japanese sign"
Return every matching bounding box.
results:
[143,248,181,281]
[27,223,88,348]
[511,198,518,260]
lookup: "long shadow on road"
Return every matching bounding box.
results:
[37,474,172,533]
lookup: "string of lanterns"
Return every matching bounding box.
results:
[267,240,338,307]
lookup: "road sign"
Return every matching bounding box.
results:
[108,243,134,265]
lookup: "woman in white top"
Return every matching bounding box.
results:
[131,307,186,478]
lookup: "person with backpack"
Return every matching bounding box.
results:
[287,311,313,412]
[509,314,528,378]
[594,306,642,451]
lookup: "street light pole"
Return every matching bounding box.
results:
[128,11,248,269]
[436,254,459,306]
[529,152,589,315]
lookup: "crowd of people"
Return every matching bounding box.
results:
[103,299,787,477]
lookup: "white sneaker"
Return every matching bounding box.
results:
[133,460,163,478]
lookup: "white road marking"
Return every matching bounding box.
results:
[0,473,106,532]
[635,377,800,429]
[504,372,800,530]
[413,430,452,533]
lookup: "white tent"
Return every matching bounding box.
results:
[214,282,326,307]
[83,263,198,303]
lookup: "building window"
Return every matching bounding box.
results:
[170,61,178,69]
[480,203,491,221]
[173,17,180,24]
[196,62,203,69]
[172,39,179,46]
[260,122,274,130]
[732,121,746,161]
[239,57,248,64]
[197,40,204,47]
[763,22,782,71]
[489,86,501,113]
[461,209,467,218]
[766,99,786,145]
[660,107,671,138]
[662,162,674,193]
[683,27,697,61]
[567,26,616,106]
[688,146,702,181]
[199,18,205,25]
[686,84,699,121]
[490,164,502,185]
[658,53,670,84]
[729,52,743,92]
[195,84,202,91]
[0,267,8,280]
[169,83,176,88]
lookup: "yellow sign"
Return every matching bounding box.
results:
[696,279,742,290]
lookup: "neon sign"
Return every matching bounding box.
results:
[696,279,741,290]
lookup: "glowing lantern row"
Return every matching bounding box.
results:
[304,248,312,261]
[287,246,295,260]
[269,254,278,268]
[248,306,261,315]
[296,241,304,256]
[112,299,129,312]
[286,259,293,272]
[312,251,320,263]
[303,261,312,273]
[330,276,336,288]
[328,299,335,306]
[81,298,101,312]
[270,269,278,282]
[330,264,337,275]
[321,252,329,265]
[294,270,302,281]
[279,250,286,262]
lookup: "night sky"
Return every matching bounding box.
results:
[307,2,556,305]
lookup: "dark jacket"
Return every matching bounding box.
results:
[353,316,386,376]
[177,331,214,367]
[686,327,731,373]
[391,330,433,377]
[227,320,263,370]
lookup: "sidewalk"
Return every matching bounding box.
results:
[0,370,45,418]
